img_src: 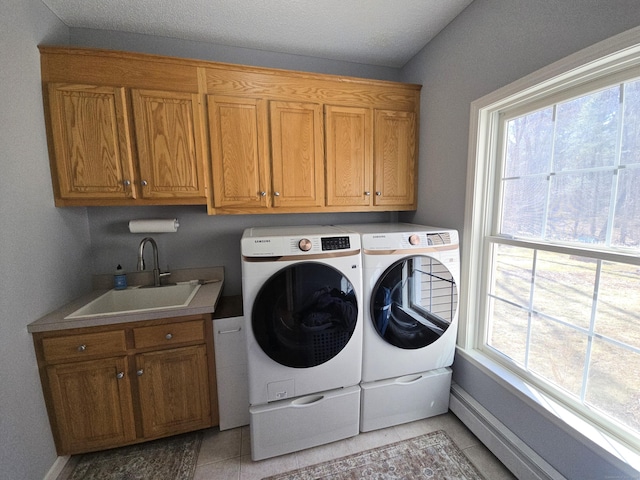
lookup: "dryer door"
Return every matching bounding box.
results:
[371,255,457,349]
[252,262,358,368]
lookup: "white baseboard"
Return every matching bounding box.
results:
[449,383,565,480]
[43,455,70,480]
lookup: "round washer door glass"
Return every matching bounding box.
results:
[371,255,457,349]
[252,262,358,368]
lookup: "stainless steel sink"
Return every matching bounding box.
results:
[65,283,201,319]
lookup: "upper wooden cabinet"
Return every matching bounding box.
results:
[374,109,417,207]
[325,105,372,207]
[46,83,137,200]
[325,106,416,208]
[207,97,324,212]
[207,95,270,209]
[40,48,208,206]
[131,89,207,200]
[269,101,324,209]
[39,46,420,213]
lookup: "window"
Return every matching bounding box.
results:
[464,31,640,454]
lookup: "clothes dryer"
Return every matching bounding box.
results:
[241,225,363,459]
[342,223,459,431]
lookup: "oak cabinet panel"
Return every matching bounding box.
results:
[325,105,372,207]
[46,356,136,454]
[207,96,270,209]
[131,89,207,200]
[47,83,136,200]
[270,101,325,208]
[136,345,211,438]
[42,330,126,363]
[373,109,417,207]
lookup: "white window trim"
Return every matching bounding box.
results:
[460,25,640,471]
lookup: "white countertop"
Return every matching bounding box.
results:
[27,266,224,333]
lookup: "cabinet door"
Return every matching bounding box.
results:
[46,357,135,455]
[325,105,372,207]
[136,345,211,438]
[373,109,417,207]
[270,101,324,208]
[47,83,136,200]
[131,89,207,200]
[208,96,270,209]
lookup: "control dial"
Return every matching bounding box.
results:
[298,238,312,251]
[409,234,420,246]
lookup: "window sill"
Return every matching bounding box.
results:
[455,347,640,475]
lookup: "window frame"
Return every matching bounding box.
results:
[461,26,640,459]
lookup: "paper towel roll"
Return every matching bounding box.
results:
[129,219,179,233]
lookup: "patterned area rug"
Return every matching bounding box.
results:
[263,430,485,480]
[59,432,202,480]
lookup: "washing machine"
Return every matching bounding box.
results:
[341,223,459,432]
[241,225,363,460]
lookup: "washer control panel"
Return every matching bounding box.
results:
[321,236,351,251]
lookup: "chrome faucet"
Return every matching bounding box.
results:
[137,237,170,286]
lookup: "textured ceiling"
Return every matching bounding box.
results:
[40,0,473,67]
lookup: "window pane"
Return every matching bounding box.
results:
[483,68,640,444]
[505,107,554,177]
[622,79,640,167]
[490,244,533,306]
[547,171,613,244]
[613,166,640,249]
[596,261,640,349]
[529,313,587,397]
[500,176,547,237]
[586,339,640,435]
[487,298,528,366]
[554,87,619,171]
[533,251,596,330]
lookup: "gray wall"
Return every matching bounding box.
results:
[0,1,91,479]
[399,0,640,478]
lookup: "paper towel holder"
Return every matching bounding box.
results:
[128,218,180,233]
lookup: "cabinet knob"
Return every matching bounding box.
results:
[116,372,124,379]
[141,180,148,187]
[274,191,280,197]
[77,344,86,352]
[137,369,144,376]
[165,333,173,340]
[123,180,131,187]
[364,191,371,196]
[376,191,382,196]
[260,191,267,197]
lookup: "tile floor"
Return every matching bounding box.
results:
[194,411,516,479]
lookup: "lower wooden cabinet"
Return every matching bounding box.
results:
[32,314,218,455]
[46,356,136,454]
[136,345,211,438]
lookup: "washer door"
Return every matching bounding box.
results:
[371,255,457,349]
[252,262,358,368]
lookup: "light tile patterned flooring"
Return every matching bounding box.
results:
[194,412,516,479]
